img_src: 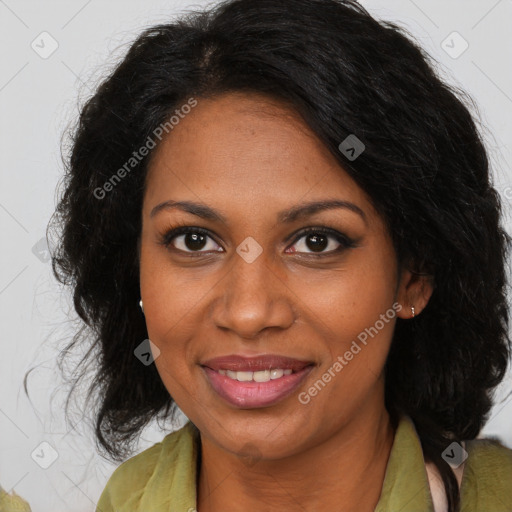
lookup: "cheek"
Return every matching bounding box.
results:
[303,255,396,338]
[139,245,193,390]
[300,243,398,378]
[140,249,201,406]
[139,241,204,337]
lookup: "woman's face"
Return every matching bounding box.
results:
[140,92,428,459]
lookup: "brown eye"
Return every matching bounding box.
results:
[286,227,356,255]
[161,227,223,254]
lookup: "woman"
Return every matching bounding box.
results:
[48,0,512,511]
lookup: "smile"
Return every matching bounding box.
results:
[200,354,315,408]
[217,368,293,382]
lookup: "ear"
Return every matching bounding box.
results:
[395,266,434,320]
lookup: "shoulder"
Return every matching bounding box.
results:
[0,486,32,512]
[96,422,197,512]
[460,435,512,510]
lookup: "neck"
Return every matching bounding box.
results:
[197,400,396,512]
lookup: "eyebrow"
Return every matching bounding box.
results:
[150,199,367,225]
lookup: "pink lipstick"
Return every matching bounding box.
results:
[201,354,314,408]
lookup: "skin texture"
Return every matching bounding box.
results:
[139,92,433,512]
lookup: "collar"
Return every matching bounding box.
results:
[149,414,435,511]
[374,414,435,511]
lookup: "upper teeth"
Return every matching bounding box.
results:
[218,369,293,382]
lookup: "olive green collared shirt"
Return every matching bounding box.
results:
[92,415,512,512]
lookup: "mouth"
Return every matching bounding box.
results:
[200,354,315,408]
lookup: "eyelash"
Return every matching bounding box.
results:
[158,223,357,257]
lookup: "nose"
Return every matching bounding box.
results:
[212,251,296,339]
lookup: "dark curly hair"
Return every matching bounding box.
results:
[45,0,511,510]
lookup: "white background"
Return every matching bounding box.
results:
[0,0,511,510]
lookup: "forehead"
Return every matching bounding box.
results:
[143,92,373,222]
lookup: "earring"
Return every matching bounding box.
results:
[139,299,144,313]
[411,306,415,318]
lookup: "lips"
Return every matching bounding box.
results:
[200,354,315,408]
